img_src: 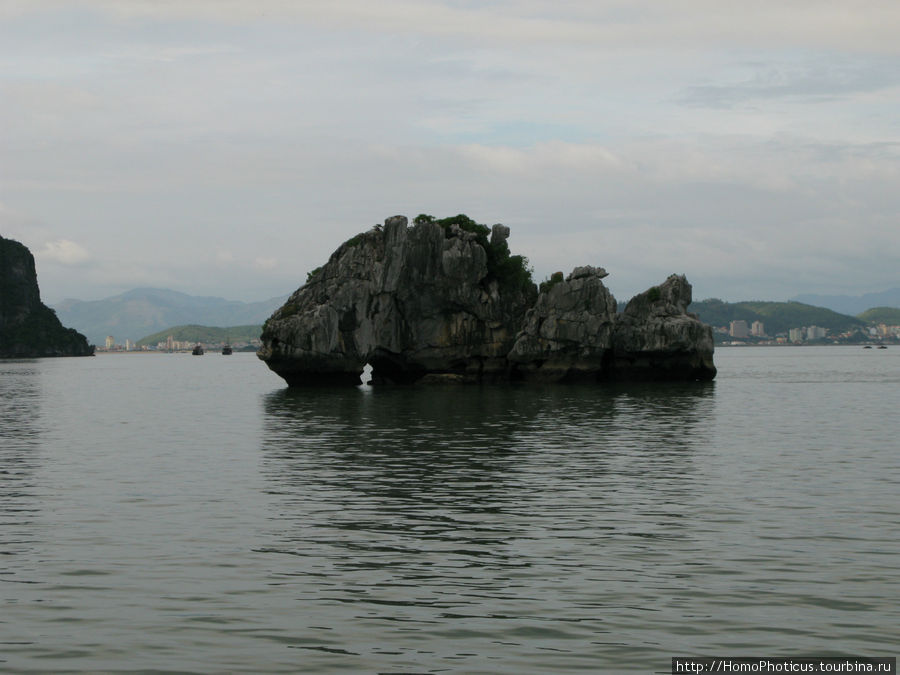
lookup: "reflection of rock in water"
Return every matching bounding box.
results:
[524,381,717,457]
[259,382,715,567]
[254,381,720,673]
[0,361,44,563]
[260,385,546,571]
[262,385,543,498]
[0,362,43,443]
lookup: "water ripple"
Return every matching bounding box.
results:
[0,351,896,672]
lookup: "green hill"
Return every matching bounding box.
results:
[857,307,900,325]
[689,299,866,335]
[136,324,262,347]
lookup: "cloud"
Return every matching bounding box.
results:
[679,59,900,109]
[37,239,91,265]
[0,200,20,225]
[3,1,899,305]
[5,0,900,54]
[456,142,624,175]
[0,201,49,244]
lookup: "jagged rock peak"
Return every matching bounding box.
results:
[611,274,716,380]
[490,224,510,246]
[508,265,617,382]
[567,265,608,281]
[622,273,692,315]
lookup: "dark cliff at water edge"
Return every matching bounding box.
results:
[258,215,716,385]
[0,235,94,358]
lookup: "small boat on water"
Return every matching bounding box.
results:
[192,344,204,355]
[877,344,887,349]
[864,345,873,349]
[222,344,233,355]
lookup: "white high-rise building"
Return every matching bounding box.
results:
[807,325,827,340]
[750,321,766,337]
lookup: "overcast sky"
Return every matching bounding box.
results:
[2,1,898,305]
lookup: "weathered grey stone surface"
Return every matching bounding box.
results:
[258,216,716,385]
[0,235,94,358]
[610,274,716,380]
[508,267,617,381]
[258,216,536,385]
[568,265,608,281]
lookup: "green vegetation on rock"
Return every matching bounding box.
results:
[539,271,565,294]
[341,233,367,249]
[418,213,535,295]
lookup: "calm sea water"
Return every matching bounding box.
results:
[1,347,897,673]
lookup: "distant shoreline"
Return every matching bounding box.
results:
[94,349,258,355]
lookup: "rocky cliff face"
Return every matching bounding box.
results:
[0,236,94,358]
[259,215,715,385]
[507,270,716,382]
[610,274,716,380]
[508,266,618,381]
[258,216,536,385]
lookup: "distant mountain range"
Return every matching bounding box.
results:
[790,288,900,316]
[135,324,263,347]
[52,288,289,345]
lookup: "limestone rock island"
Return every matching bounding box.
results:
[258,215,715,385]
[0,235,94,358]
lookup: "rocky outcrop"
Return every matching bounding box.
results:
[508,266,617,381]
[0,236,94,358]
[258,215,715,385]
[506,270,716,382]
[610,274,716,380]
[258,216,536,385]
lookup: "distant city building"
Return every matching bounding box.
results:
[166,335,175,351]
[105,335,115,350]
[789,328,804,342]
[807,325,827,340]
[125,339,132,351]
[729,320,749,338]
[750,321,766,337]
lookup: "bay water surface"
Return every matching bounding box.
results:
[1,347,897,673]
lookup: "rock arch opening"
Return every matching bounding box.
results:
[360,363,373,385]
